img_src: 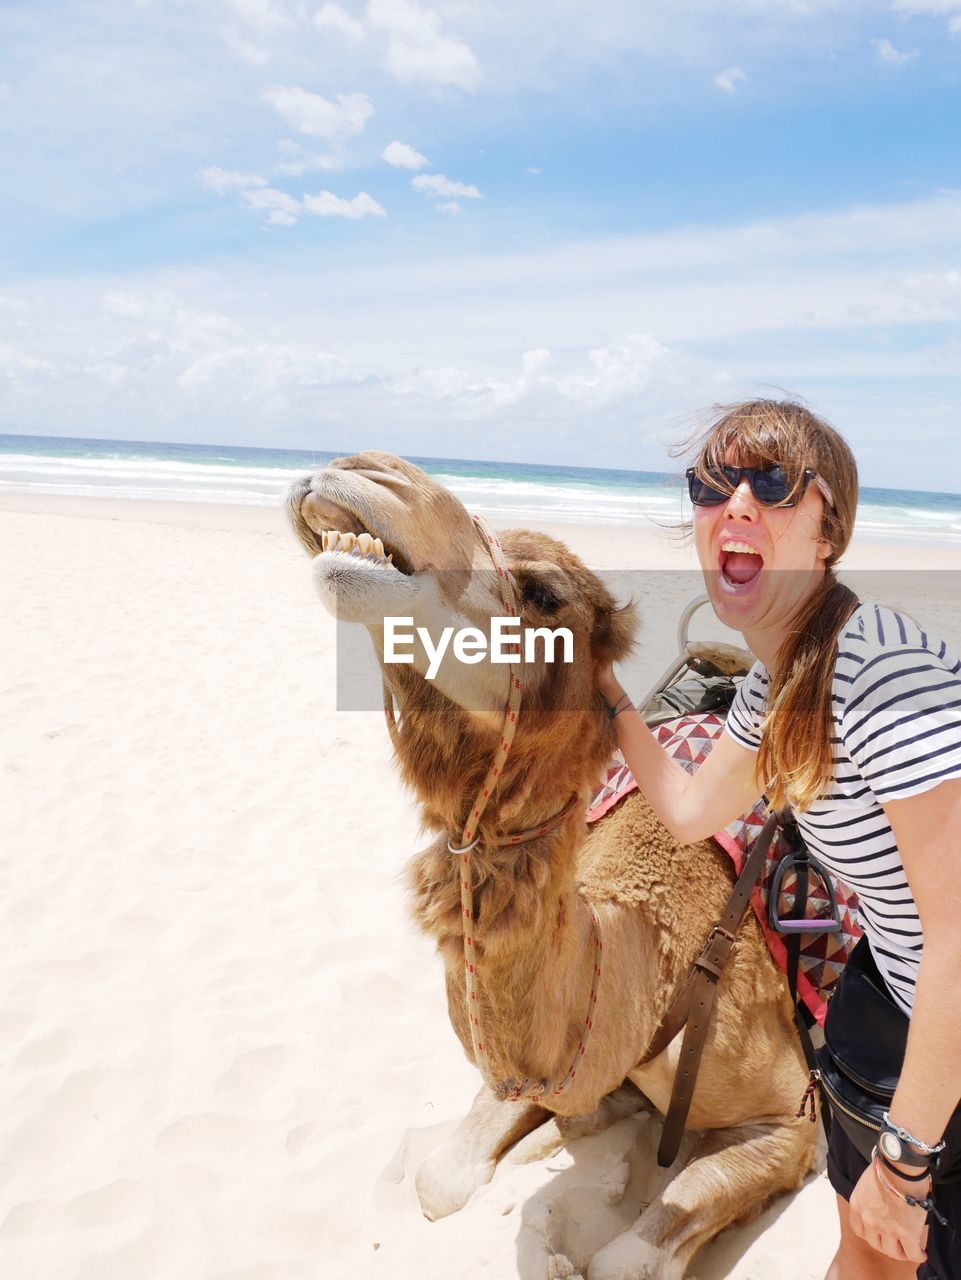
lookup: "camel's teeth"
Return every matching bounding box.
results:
[357,532,374,556]
[386,553,393,565]
[321,530,330,551]
[340,531,356,553]
[373,537,385,558]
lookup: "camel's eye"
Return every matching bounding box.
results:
[512,560,568,616]
[520,577,564,615]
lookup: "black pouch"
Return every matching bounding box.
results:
[816,936,961,1183]
[642,675,740,727]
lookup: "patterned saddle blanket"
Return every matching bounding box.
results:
[586,711,862,1026]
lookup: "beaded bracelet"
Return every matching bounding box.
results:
[882,1111,946,1157]
[602,692,632,719]
[872,1149,947,1227]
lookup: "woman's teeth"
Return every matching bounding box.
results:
[720,541,763,589]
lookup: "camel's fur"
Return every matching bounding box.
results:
[289,452,816,1280]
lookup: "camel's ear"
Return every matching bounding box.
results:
[592,598,637,664]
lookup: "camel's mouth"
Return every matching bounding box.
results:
[304,494,414,576]
[319,527,407,573]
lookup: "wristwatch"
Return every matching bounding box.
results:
[879,1115,945,1169]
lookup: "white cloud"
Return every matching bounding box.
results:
[261,86,374,138]
[223,31,270,64]
[102,291,150,318]
[903,268,961,301]
[714,66,746,93]
[891,0,961,12]
[382,139,429,169]
[219,0,292,32]
[242,186,302,215]
[891,0,961,33]
[0,340,55,385]
[176,343,376,398]
[314,2,367,40]
[303,189,386,218]
[241,187,304,224]
[872,37,917,64]
[367,0,482,90]
[6,189,961,481]
[390,334,689,421]
[198,166,268,194]
[437,200,461,215]
[526,167,542,176]
[275,158,342,175]
[210,173,385,225]
[274,145,344,175]
[412,172,482,199]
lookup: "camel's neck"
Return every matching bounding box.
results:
[409,813,598,1090]
[394,673,615,1087]
[387,674,601,857]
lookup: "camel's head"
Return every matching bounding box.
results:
[288,450,482,612]
[288,452,636,826]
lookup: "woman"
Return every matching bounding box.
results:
[596,399,961,1280]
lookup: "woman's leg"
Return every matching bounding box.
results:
[825,1193,921,1280]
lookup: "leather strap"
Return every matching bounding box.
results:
[641,810,781,1167]
[781,806,832,1143]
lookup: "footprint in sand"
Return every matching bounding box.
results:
[13,1027,73,1071]
[156,1111,254,1156]
[215,1044,292,1101]
[36,950,130,983]
[0,1179,147,1236]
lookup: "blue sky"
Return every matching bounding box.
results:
[1,0,960,489]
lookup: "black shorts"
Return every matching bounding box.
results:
[828,1119,961,1279]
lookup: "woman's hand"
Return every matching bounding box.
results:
[595,660,625,706]
[849,1158,929,1265]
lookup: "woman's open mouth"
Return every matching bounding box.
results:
[719,540,764,592]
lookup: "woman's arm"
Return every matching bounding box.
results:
[598,666,763,843]
[883,776,961,1145]
[848,776,961,1262]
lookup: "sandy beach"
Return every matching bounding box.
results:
[3,491,961,1280]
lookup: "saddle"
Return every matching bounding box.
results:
[585,598,861,1164]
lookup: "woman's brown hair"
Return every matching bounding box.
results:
[680,399,860,811]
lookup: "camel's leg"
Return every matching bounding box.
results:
[415,1085,550,1220]
[587,1120,815,1280]
[509,1085,651,1166]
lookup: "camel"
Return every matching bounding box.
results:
[288,451,817,1280]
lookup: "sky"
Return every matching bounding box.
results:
[1,0,960,489]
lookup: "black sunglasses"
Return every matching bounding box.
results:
[685,464,833,509]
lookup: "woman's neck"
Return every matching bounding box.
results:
[741,627,782,673]
[740,566,831,673]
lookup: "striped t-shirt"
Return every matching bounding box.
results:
[725,602,961,1014]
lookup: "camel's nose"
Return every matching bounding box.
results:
[299,483,366,539]
[302,491,328,535]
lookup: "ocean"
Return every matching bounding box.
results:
[3,433,961,546]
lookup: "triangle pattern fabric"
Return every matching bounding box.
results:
[586,711,861,1026]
